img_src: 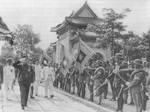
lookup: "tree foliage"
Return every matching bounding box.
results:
[13,24,42,61]
[86,8,131,55]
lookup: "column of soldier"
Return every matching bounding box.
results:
[53,58,150,112]
[0,56,55,110]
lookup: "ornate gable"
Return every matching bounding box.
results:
[73,1,97,18]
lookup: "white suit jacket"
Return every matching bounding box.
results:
[3,65,15,81]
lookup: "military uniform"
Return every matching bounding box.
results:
[87,68,95,102]
[93,67,106,105]
[127,59,148,112]
[53,68,60,88]
[65,71,71,93]
[77,69,87,98]
[70,68,76,94]
[115,68,133,112]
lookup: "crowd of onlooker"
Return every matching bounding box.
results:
[0,57,55,110]
[0,56,150,112]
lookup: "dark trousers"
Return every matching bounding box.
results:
[19,82,30,106]
[117,92,124,111]
[60,78,64,89]
[103,84,108,99]
[30,85,34,97]
[89,84,94,102]
[65,79,71,93]
[78,82,86,98]
[116,86,124,111]
[110,80,116,100]
[142,91,149,111]
[53,78,58,88]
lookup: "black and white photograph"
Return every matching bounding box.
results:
[0,0,150,112]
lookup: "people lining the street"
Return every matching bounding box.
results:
[0,53,150,112]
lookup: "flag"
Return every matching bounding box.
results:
[76,38,95,65]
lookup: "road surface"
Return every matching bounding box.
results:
[0,85,110,112]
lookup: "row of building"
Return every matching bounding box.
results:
[0,17,13,59]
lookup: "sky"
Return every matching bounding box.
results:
[0,0,150,50]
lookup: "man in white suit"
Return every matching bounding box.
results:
[34,61,42,96]
[43,64,55,98]
[3,59,15,101]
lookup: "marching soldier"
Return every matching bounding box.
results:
[126,59,148,112]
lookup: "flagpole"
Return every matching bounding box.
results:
[78,32,82,74]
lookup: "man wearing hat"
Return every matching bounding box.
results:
[126,59,148,112]
[93,66,106,105]
[13,56,32,110]
[114,61,132,112]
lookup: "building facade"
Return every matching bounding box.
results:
[51,2,111,69]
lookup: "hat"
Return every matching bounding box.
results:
[134,59,143,66]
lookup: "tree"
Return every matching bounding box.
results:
[142,30,150,62]
[13,24,41,60]
[126,36,143,60]
[86,8,131,56]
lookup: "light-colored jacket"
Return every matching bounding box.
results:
[3,65,15,82]
[43,66,54,82]
[35,64,41,81]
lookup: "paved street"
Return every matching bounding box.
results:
[0,85,112,112]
